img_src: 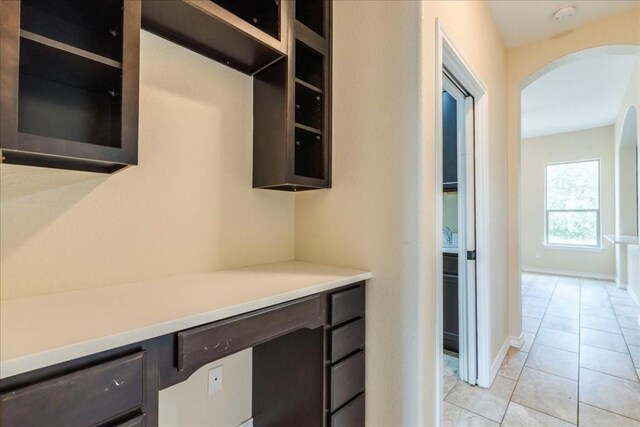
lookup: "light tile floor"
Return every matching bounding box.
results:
[443,273,640,426]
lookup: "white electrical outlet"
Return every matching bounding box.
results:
[208,365,223,394]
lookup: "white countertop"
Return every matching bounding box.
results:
[0,261,371,379]
[604,235,639,245]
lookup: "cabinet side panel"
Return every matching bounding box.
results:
[253,58,288,188]
[121,0,141,165]
[0,0,20,150]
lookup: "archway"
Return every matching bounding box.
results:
[616,105,639,289]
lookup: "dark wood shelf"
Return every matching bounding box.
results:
[1,0,140,173]
[141,0,287,76]
[295,122,322,135]
[295,78,323,94]
[20,30,122,69]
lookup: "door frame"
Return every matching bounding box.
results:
[434,18,492,424]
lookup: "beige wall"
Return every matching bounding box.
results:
[521,126,616,278]
[507,8,640,339]
[0,31,294,300]
[295,1,508,424]
[159,349,252,427]
[0,31,292,425]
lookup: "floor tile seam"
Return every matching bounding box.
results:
[504,399,578,426]
[578,401,640,423]
[443,397,502,424]
[606,288,640,383]
[579,341,631,355]
[579,365,640,384]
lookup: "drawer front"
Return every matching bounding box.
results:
[117,413,146,427]
[443,254,458,275]
[331,318,365,362]
[331,285,365,326]
[330,350,365,411]
[0,352,144,427]
[179,295,322,371]
[331,393,364,427]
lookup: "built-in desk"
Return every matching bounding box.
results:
[0,261,371,427]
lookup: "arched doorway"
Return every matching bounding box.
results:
[616,106,639,291]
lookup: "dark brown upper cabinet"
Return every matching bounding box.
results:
[253,0,332,191]
[141,0,288,76]
[0,0,140,173]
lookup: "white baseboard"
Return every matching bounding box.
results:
[488,336,510,387]
[522,266,615,281]
[628,285,640,308]
[238,419,253,427]
[510,332,525,349]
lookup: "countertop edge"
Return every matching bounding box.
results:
[0,271,372,379]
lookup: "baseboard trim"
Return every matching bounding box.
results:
[522,266,615,281]
[488,336,510,387]
[510,332,525,349]
[628,285,640,308]
[238,419,253,427]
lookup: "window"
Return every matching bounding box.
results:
[545,160,600,247]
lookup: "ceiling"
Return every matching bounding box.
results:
[488,1,639,48]
[521,54,638,139]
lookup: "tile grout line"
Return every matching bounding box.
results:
[444,400,500,425]
[606,285,640,382]
[580,401,640,423]
[576,277,583,426]
[500,275,559,425]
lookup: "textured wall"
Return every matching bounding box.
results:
[0,31,295,300]
[294,1,508,424]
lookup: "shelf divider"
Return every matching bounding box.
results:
[295,78,323,94]
[20,30,123,69]
[295,123,323,135]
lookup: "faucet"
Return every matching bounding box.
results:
[443,226,453,245]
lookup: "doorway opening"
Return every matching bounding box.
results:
[441,72,476,386]
[435,20,492,426]
[516,46,640,423]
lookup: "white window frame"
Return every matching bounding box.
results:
[544,159,601,249]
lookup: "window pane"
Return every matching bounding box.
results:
[547,211,598,246]
[546,161,599,210]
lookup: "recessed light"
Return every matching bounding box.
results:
[554,5,576,21]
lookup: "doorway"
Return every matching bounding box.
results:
[441,72,477,386]
[435,20,492,426]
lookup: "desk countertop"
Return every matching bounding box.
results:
[0,261,371,379]
[604,235,639,245]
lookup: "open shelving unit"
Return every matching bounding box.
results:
[253,0,332,191]
[0,0,140,173]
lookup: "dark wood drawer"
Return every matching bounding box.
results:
[330,350,365,412]
[0,352,144,427]
[178,295,322,371]
[331,285,365,326]
[117,413,146,427]
[331,393,364,427]
[331,318,365,362]
[443,253,458,275]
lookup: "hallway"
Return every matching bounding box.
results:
[443,273,640,426]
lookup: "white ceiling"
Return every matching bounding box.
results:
[488,1,639,49]
[521,54,638,139]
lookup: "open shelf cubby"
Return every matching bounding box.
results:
[295,82,323,131]
[20,0,123,61]
[295,40,324,90]
[295,0,324,37]
[214,0,280,40]
[18,35,122,148]
[294,126,324,180]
